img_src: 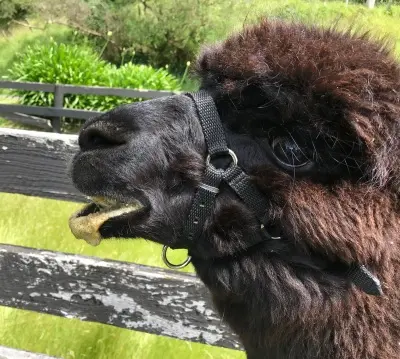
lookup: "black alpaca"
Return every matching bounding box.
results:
[69,21,400,359]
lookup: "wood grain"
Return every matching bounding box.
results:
[0,104,102,121]
[0,128,83,202]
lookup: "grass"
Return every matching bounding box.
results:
[0,22,71,78]
[0,95,37,129]
[0,193,244,359]
[211,0,400,57]
[0,22,72,130]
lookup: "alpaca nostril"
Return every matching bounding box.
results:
[79,127,124,151]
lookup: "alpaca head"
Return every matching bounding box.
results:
[69,21,400,343]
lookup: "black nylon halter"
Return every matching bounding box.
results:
[182,91,279,245]
[172,90,382,296]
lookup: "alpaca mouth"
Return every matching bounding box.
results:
[68,196,143,246]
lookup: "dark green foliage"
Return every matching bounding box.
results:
[9,41,108,108]
[35,0,400,74]
[0,0,33,29]
[8,41,181,131]
[73,0,222,73]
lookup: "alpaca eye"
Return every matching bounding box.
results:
[270,137,310,168]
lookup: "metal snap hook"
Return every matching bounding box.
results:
[162,245,192,269]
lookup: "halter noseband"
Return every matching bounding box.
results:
[162,90,382,297]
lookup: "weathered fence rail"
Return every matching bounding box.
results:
[0,128,242,357]
[0,243,240,349]
[0,81,177,132]
[0,346,60,359]
[0,128,81,201]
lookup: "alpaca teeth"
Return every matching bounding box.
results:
[69,200,143,246]
[90,196,119,208]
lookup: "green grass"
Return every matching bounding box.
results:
[0,22,71,78]
[0,22,73,130]
[210,0,400,58]
[0,193,244,359]
[0,95,37,129]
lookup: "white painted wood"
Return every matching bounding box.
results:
[0,244,242,350]
[0,346,60,359]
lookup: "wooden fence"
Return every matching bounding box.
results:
[0,80,178,132]
[0,127,242,358]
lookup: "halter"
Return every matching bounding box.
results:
[162,90,383,296]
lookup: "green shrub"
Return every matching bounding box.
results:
[36,0,400,74]
[0,0,33,29]
[108,63,180,91]
[88,63,181,111]
[8,41,181,131]
[47,0,223,73]
[9,41,109,107]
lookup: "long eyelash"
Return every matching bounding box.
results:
[310,140,321,162]
[287,131,310,160]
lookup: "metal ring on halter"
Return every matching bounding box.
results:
[206,149,238,168]
[162,245,192,269]
[260,223,281,240]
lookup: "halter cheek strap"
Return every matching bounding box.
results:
[162,90,383,297]
[182,91,280,246]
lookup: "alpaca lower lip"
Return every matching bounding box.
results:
[68,197,143,246]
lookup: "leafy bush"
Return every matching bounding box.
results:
[0,0,33,29]
[8,41,181,130]
[36,0,227,73]
[33,0,400,75]
[9,41,109,107]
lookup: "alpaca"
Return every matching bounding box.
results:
[69,21,400,359]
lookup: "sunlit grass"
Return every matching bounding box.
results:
[0,23,71,77]
[0,95,30,129]
[209,0,400,59]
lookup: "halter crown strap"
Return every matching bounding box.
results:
[180,90,382,297]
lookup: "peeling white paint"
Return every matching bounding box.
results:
[60,310,87,320]
[123,301,224,345]
[45,289,224,344]
[0,244,241,349]
[10,248,199,284]
[158,292,189,306]
[37,268,52,276]
[204,309,215,317]
[144,284,157,290]
[2,146,8,150]
[0,345,60,359]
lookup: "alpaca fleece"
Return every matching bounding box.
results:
[70,20,400,359]
[193,20,400,358]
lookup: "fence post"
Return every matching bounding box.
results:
[52,85,63,133]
